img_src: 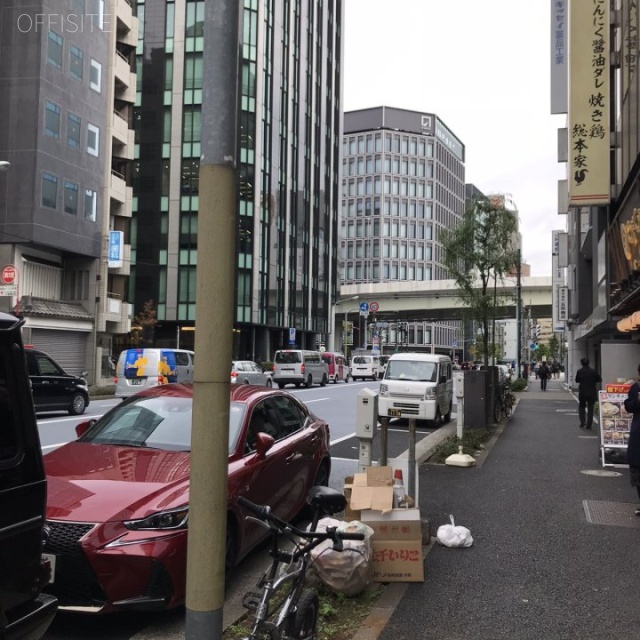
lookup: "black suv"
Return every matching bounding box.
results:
[0,313,58,639]
[25,348,90,415]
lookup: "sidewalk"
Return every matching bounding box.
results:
[374,382,640,640]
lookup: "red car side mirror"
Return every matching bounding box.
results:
[254,432,274,459]
[75,419,96,439]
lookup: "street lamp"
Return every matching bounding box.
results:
[0,161,11,172]
[328,295,359,352]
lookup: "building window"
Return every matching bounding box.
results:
[47,31,63,68]
[87,123,99,156]
[69,45,83,80]
[64,181,79,214]
[84,188,97,221]
[67,113,81,148]
[184,53,203,89]
[44,101,61,138]
[42,173,58,208]
[90,59,102,92]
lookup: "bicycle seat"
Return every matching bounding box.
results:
[306,485,347,515]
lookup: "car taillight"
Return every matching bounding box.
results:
[231,371,238,377]
[301,364,305,374]
[114,377,118,384]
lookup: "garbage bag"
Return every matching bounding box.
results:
[308,518,374,597]
[436,515,473,548]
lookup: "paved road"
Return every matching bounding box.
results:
[379,384,640,640]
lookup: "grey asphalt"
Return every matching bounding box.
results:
[378,381,640,640]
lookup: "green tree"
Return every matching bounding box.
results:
[548,333,559,360]
[441,197,519,367]
[132,299,158,347]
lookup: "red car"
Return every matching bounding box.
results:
[41,383,331,613]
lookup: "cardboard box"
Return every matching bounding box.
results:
[370,540,424,582]
[344,466,424,583]
[360,507,422,541]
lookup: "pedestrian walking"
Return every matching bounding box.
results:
[538,361,550,391]
[575,357,602,429]
[624,364,640,515]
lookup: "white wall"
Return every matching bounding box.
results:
[600,343,640,386]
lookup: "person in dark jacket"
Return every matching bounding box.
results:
[624,364,640,516]
[538,361,550,391]
[575,357,602,429]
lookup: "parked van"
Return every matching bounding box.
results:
[350,354,380,381]
[272,350,328,388]
[379,353,453,425]
[0,313,58,639]
[115,348,195,398]
[321,351,350,383]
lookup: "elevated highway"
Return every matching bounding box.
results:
[335,276,552,323]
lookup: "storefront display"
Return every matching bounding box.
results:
[599,384,633,467]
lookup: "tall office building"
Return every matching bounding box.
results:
[131,0,343,359]
[340,107,465,285]
[0,0,136,383]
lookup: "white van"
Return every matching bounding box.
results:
[350,354,380,381]
[115,348,195,398]
[272,350,328,388]
[379,353,453,425]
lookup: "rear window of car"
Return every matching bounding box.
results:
[352,356,372,365]
[275,351,302,364]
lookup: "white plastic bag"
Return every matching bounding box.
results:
[308,518,374,596]
[436,515,474,548]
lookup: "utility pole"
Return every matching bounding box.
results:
[185,1,239,639]
[516,250,522,378]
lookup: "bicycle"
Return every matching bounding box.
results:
[237,486,365,640]
[493,381,514,422]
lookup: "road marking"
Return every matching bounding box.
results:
[42,443,66,451]
[331,432,355,445]
[304,398,330,403]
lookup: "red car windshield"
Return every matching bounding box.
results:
[79,396,247,454]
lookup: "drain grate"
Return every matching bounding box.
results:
[583,500,640,528]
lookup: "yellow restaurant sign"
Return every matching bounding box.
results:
[569,0,610,206]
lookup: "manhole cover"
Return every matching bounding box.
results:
[583,500,640,527]
[581,469,622,476]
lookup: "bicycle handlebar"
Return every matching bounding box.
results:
[236,496,365,544]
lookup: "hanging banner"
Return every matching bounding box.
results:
[568,0,610,205]
[550,0,568,114]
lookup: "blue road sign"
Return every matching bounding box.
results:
[451,341,457,348]
[529,342,536,350]
[359,301,369,313]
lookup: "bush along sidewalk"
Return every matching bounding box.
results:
[428,426,497,464]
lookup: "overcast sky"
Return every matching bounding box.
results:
[343,0,566,277]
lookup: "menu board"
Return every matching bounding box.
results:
[599,391,632,448]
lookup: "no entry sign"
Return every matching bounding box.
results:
[1,265,16,285]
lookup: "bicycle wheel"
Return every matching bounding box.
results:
[504,394,513,418]
[289,590,319,640]
[493,397,502,423]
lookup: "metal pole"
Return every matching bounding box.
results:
[516,250,522,377]
[408,418,416,501]
[379,416,389,467]
[185,0,239,638]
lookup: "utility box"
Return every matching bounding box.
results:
[355,388,378,440]
[463,369,489,429]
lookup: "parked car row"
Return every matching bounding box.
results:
[40,383,331,613]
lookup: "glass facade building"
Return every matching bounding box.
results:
[341,107,465,286]
[132,0,343,359]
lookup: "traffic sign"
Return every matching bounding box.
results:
[451,340,457,348]
[369,301,379,312]
[529,342,536,350]
[1,265,16,285]
[359,301,369,313]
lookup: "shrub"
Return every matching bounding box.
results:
[510,377,527,392]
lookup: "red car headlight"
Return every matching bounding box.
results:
[124,506,189,531]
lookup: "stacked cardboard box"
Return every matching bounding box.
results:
[344,466,424,582]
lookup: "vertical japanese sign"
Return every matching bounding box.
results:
[108,230,124,268]
[568,0,610,205]
[622,0,638,100]
[551,0,568,114]
[552,230,567,331]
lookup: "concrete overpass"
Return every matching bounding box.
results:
[334,276,553,322]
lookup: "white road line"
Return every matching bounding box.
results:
[42,443,67,451]
[330,432,356,445]
[303,398,330,403]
